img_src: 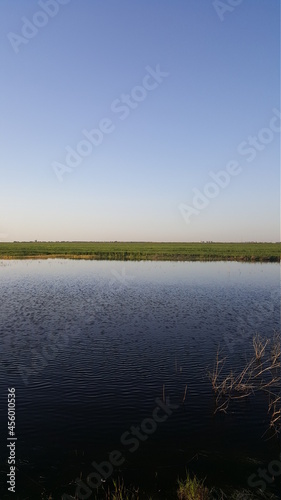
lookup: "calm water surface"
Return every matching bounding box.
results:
[0,260,280,499]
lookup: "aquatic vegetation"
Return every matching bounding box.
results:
[253,334,269,361]
[270,332,281,365]
[177,473,210,499]
[104,477,140,499]
[208,334,281,436]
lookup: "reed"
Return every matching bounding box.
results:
[253,334,269,361]
[208,348,226,393]
[209,333,280,435]
[270,332,281,365]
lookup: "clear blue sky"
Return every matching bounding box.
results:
[1,0,280,242]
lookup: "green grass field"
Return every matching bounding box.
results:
[0,242,279,261]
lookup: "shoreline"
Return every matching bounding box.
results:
[0,255,279,262]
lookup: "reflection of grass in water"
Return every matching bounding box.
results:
[0,241,280,261]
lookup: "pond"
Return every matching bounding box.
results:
[0,260,280,498]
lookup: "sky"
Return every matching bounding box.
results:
[0,0,280,242]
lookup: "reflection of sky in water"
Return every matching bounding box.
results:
[1,259,278,361]
[0,260,279,496]
[0,260,279,391]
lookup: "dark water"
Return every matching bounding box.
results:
[0,260,280,499]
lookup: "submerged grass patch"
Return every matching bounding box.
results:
[208,333,281,435]
[43,474,280,499]
[177,473,210,499]
[0,242,279,261]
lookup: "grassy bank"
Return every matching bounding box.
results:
[0,242,280,262]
